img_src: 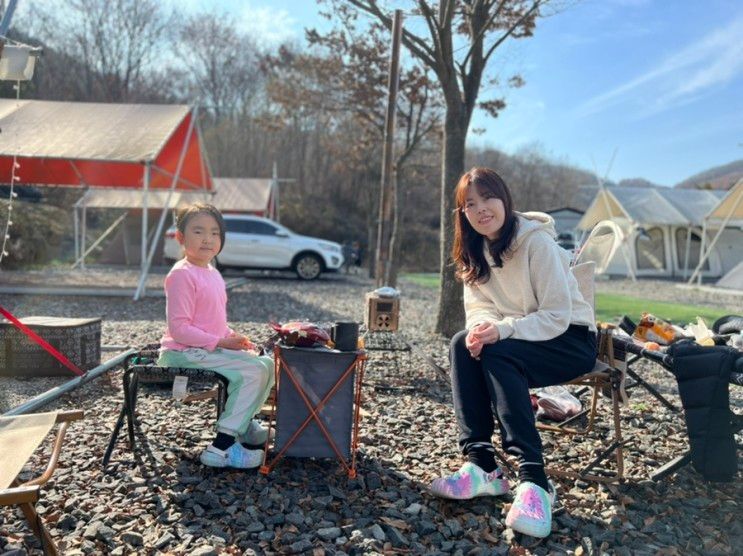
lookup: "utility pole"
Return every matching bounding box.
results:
[374,9,403,288]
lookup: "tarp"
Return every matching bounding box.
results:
[579,187,726,230]
[75,177,276,216]
[0,99,212,191]
[706,180,743,224]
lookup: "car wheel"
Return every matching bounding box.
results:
[294,253,322,280]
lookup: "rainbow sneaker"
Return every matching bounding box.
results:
[505,481,557,538]
[430,462,510,500]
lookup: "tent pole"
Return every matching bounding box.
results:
[682,227,692,280]
[73,206,79,263]
[134,108,198,301]
[81,202,87,270]
[140,163,150,295]
[71,212,128,269]
[273,161,280,222]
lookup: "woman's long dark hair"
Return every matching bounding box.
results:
[452,167,518,284]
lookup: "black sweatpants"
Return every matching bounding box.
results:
[450,324,597,466]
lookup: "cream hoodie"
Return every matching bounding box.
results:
[464,211,597,341]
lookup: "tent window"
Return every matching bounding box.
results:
[636,227,666,270]
[675,229,709,271]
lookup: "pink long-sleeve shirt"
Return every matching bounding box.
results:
[160,259,232,351]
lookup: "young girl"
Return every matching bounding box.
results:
[430,168,597,538]
[158,203,274,469]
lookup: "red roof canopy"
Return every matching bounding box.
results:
[0,99,212,191]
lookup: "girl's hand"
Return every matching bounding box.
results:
[218,335,248,351]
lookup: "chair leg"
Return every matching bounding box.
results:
[18,501,59,556]
[103,404,127,465]
[123,370,137,451]
[611,372,625,480]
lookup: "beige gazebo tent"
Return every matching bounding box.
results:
[688,178,743,284]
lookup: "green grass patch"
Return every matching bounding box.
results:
[402,272,440,288]
[594,293,729,326]
[401,273,731,326]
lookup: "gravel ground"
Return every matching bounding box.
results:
[0,268,741,555]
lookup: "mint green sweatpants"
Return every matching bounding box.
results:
[158,348,274,437]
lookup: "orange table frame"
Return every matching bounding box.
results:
[260,346,367,478]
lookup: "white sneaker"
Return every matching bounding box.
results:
[199,443,263,469]
[238,419,273,446]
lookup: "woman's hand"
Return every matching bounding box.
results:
[466,322,500,358]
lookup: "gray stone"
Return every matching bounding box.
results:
[189,546,218,556]
[368,524,386,541]
[246,521,266,534]
[121,531,144,546]
[154,532,176,549]
[403,502,423,516]
[57,515,77,531]
[289,539,313,554]
[317,527,342,541]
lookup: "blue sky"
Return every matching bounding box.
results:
[21,0,742,186]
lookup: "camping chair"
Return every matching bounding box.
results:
[0,409,84,555]
[103,344,228,466]
[493,261,631,483]
[536,261,632,483]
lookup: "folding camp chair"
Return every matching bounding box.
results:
[492,261,631,482]
[103,344,228,465]
[0,409,84,556]
[259,345,367,478]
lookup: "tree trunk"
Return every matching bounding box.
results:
[435,103,467,338]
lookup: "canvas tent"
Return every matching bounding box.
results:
[75,177,280,266]
[0,99,213,298]
[577,186,742,280]
[688,178,743,287]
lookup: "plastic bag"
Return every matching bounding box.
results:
[270,321,331,348]
[534,385,582,422]
[633,313,679,345]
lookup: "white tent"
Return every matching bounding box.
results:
[578,186,741,279]
[717,260,743,291]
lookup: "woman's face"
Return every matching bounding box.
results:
[177,212,222,267]
[462,184,506,240]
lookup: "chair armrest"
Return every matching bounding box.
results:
[0,484,40,505]
[23,410,84,487]
[56,410,84,423]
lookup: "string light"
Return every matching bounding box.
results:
[0,80,21,267]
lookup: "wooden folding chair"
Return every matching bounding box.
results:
[537,261,630,483]
[0,409,84,555]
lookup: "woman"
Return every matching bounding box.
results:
[430,168,597,538]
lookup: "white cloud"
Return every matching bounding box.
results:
[237,2,298,44]
[576,15,743,118]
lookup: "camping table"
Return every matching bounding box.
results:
[259,345,367,478]
[613,337,743,481]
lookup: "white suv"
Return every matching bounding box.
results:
[163,214,343,280]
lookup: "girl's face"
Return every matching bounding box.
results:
[177,212,222,267]
[462,184,506,240]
